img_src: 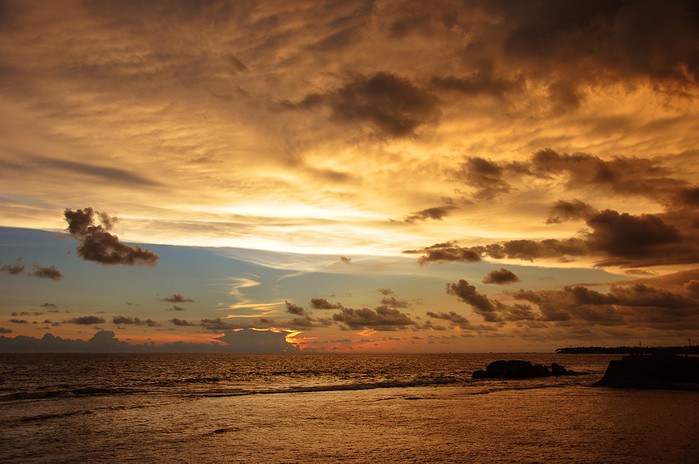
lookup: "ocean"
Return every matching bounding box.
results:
[1,353,697,463]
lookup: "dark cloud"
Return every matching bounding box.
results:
[411,205,698,268]
[1,257,62,280]
[285,301,305,315]
[407,241,483,265]
[41,303,58,310]
[0,257,25,275]
[286,314,333,330]
[64,207,159,266]
[546,199,597,224]
[332,305,416,331]
[431,71,523,99]
[482,268,521,285]
[199,317,273,332]
[685,280,699,297]
[31,155,159,187]
[445,280,501,322]
[510,272,699,326]
[531,149,692,201]
[0,329,300,353]
[401,205,457,223]
[170,318,197,326]
[291,72,440,138]
[112,316,159,327]
[159,293,194,303]
[66,315,105,325]
[379,296,409,308]
[484,0,699,100]
[450,150,698,213]
[451,157,511,201]
[168,306,185,312]
[310,298,344,310]
[426,311,471,328]
[10,319,28,324]
[213,329,300,353]
[586,210,689,266]
[0,328,11,334]
[28,263,62,280]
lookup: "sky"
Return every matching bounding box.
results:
[0,0,698,352]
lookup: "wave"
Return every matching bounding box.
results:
[0,386,141,402]
[1,373,590,405]
[195,376,462,397]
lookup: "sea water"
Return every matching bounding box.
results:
[1,353,697,463]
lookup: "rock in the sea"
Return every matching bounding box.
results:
[593,354,699,390]
[472,360,580,379]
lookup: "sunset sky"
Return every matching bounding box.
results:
[1,0,698,352]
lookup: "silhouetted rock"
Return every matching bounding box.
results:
[593,354,699,390]
[472,360,580,379]
[551,362,575,375]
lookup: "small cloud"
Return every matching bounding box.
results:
[446,280,501,322]
[285,301,306,315]
[64,207,159,266]
[199,317,274,331]
[0,327,12,334]
[66,315,106,325]
[29,264,62,280]
[310,298,344,310]
[10,319,28,324]
[159,293,195,303]
[379,296,409,308]
[482,268,521,285]
[112,316,159,326]
[624,269,656,276]
[1,257,25,275]
[427,311,470,328]
[377,288,394,295]
[400,205,457,223]
[170,318,197,326]
[546,199,597,224]
[334,256,351,265]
